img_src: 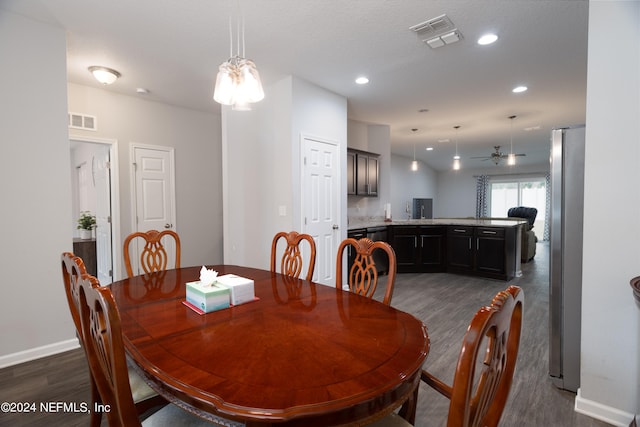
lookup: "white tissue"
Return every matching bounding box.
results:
[199,266,218,286]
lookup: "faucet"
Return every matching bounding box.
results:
[421,205,425,219]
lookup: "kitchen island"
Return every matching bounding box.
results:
[348,218,526,281]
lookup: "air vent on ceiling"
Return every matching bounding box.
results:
[68,112,97,131]
[409,14,455,38]
[409,14,462,49]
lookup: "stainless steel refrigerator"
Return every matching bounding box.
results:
[549,125,585,392]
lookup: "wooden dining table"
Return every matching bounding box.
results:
[109,265,429,426]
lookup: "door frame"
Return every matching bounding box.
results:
[299,133,343,285]
[129,142,177,239]
[69,135,122,282]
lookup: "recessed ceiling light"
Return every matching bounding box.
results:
[438,139,450,143]
[426,147,434,151]
[513,85,528,93]
[477,33,498,45]
[355,76,369,85]
[136,88,150,94]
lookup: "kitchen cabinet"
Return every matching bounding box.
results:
[390,225,445,273]
[385,221,519,280]
[347,149,379,197]
[446,226,516,280]
[446,227,474,271]
[347,150,356,195]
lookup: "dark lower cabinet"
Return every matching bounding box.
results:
[446,227,474,271]
[447,226,515,280]
[417,227,446,272]
[388,224,517,280]
[390,226,445,273]
[475,227,507,275]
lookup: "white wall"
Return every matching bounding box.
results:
[435,164,548,218]
[0,10,75,362]
[577,1,640,424]
[390,154,437,220]
[223,76,347,270]
[347,120,392,219]
[67,84,223,276]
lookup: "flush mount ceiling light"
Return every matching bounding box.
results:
[477,33,498,45]
[355,76,369,85]
[213,16,264,110]
[88,66,120,85]
[512,85,528,93]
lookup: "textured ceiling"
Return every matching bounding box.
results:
[4,0,589,171]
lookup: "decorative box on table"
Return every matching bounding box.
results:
[216,274,255,306]
[185,281,230,313]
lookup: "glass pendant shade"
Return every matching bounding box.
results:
[507,153,516,166]
[453,156,461,170]
[213,62,238,105]
[411,160,418,171]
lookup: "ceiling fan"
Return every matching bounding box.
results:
[470,146,526,165]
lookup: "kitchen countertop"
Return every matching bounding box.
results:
[348,218,528,231]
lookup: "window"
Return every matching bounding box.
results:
[489,177,546,240]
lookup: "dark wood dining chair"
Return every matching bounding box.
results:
[335,237,397,306]
[77,274,220,427]
[370,285,524,427]
[123,229,181,278]
[62,253,165,425]
[61,252,102,427]
[270,231,316,281]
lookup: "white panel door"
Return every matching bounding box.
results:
[303,138,340,286]
[93,147,113,285]
[132,145,177,275]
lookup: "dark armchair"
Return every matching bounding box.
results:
[508,206,538,262]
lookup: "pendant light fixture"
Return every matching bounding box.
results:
[507,115,517,166]
[213,14,264,110]
[411,144,418,171]
[411,128,419,171]
[452,125,461,170]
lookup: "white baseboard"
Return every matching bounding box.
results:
[575,388,636,427]
[0,338,80,369]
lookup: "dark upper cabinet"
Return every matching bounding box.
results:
[348,149,379,197]
[347,151,356,195]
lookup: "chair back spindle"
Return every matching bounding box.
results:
[123,229,181,278]
[270,231,316,281]
[335,237,397,306]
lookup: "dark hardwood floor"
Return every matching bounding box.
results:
[0,242,611,426]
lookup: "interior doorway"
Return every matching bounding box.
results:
[70,137,121,284]
[301,136,340,286]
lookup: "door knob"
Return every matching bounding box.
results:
[164,223,172,229]
[332,224,339,230]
